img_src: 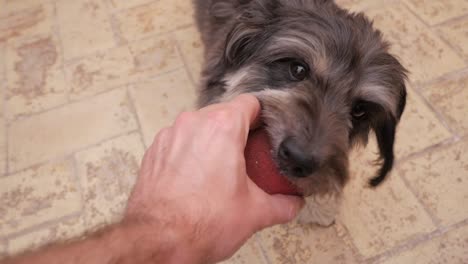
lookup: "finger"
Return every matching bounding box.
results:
[198,94,261,132]
[150,128,172,173]
[254,193,305,230]
[226,94,261,134]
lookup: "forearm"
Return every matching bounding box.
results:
[1,221,201,264]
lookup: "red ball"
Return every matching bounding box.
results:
[244,128,301,196]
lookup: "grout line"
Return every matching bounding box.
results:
[171,32,198,88]
[70,154,86,215]
[5,67,183,126]
[369,218,468,263]
[61,23,195,66]
[124,86,149,148]
[1,239,9,258]
[253,234,272,264]
[411,83,460,138]
[3,85,128,125]
[394,137,460,167]
[49,0,69,103]
[333,222,366,262]
[106,0,156,14]
[2,48,9,177]
[2,129,140,178]
[398,172,441,227]
[412,66,468,90]
[400,3,468,83]
[103,0,127,47]
[0,43,5,80]
[2,211,82,241]
[414,67,468,88]
[429,12,468,28]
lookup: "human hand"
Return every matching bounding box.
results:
[124,94,304,264]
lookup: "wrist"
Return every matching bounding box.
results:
[108,218,206,264]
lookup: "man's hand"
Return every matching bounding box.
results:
[1,95,303,264]
[124,94,304,263]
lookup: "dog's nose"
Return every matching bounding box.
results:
[278,138,319,178]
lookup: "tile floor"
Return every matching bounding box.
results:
[0,0,467,263]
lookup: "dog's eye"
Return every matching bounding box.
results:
[289,62,308,81]
[352,102,367,120]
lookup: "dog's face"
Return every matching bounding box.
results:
[197,0,407,196]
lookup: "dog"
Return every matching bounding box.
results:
[192,0,407,226]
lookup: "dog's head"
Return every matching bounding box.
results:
[198,0,407,195]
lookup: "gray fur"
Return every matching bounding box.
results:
[193,0,407,197]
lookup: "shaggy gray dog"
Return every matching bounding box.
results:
[192,0,407,226]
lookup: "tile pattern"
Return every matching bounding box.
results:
[404,0,468,26]
[0,160,81,237]
[8,88,137,172]
[422,72,468,136]
[5,34,68,121]
[74,133,144,228]
[259,223,360,263]
[219,237,269,264]
[398,140,468,226]
[0,78,5,174]
[129,69,196,146]
[365,3,465,84]
[381,224,468,264]
[56,0,116,60]
[338,144,436,258]
[1,0,468,263]
[436,17,468,61]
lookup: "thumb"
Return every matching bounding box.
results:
[257,194,305,229]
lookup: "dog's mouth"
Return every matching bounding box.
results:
[244,127,302,196]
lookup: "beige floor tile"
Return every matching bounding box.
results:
[258,222,359,264]
[437,17,468,61]
[128,35,182,77]
[0,159,81,237]
[56,0,116,60]
[173,26,204,84]
[0,2,54,42]
[365,4,466,83]
[398,140,468,226]
[114,0,194,42]
[5,34,68,121]
[0,116,5,175]
[0,83,5,175]
[0,240,6,258]
[404,0,468,26]
[8,88,137,172]
[107,0,154,11]
[7,215,87,256]
[74,133,144,228]
[381,224,468,264]
[0,43,5,79]
[65,36,182,100]
[337,144,436,258]
[422,73,468,136]
[335,0,395,12]
[0,0,50,16]
[395,87,452,158]
[220,237,268,264]
[129,69,196,146]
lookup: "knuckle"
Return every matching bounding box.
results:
[153,128,169,145]
[209,108,237,131]
[175,111,196,126]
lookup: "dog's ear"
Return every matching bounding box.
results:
[221,0,277,67]
[210,1,237,20]
[210,0,251,20]
[224,25,263,67]
[369,83,407,187]
[396,84,407,119]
